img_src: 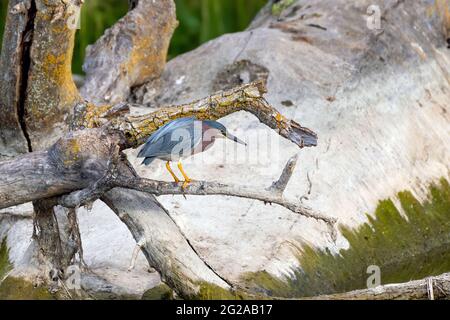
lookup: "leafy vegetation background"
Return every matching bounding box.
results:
[0,0,266,74]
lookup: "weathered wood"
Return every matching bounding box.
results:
[309,273,450,300]
[0,128,120,209]
[0,82,313,210]
[97,157,231,299]
[0,0,34,156]
[126,0,450,290]
[81,0,178,104]
[58,153,335,231]
[23,0,82,150]
[0,0,321,299]
[2,0,447,299]
[75,81,318,149]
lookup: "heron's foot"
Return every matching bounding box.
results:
[181,178,191,190]
[177,161,192,191]
[166,161,180,183]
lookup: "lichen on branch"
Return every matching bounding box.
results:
[75,80,318,150]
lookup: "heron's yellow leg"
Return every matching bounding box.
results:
[177,161,191,189]
[166,161,180,183]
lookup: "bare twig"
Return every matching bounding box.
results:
[114,176,336,237]
[58,154,336,237]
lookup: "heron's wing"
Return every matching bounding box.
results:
[138,117,201,158]
[150,117,196,143]
[138,117,195,157]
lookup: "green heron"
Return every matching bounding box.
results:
[138,117,246,188]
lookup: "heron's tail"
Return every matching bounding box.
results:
[142,157,155,165]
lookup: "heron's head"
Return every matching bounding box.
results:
[203,120,246,146]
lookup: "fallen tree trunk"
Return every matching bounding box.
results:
[309,273,450,300]
[102,189,232,299]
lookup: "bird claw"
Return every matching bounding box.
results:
[181,180,191,190]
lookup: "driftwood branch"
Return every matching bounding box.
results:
[74,81,318,150]
[81,0,178,103]
[308,273,450,300]
[57,155,336,236]
[81,0,177,104]
[114,178,335,228]
[58,144,121,208]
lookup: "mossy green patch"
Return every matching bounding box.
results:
[0,238,56,300]
[243,178,450,298]
[272,0,295,16]
[196,283,243,300]
[142,283,174,300]
[0,239,12,284]
[0,277,55,300]
[195,282,266,300]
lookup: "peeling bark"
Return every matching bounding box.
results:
[32,197,66,273]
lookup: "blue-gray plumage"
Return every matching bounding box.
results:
[138,117,246,187]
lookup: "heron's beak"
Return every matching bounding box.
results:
[225,132,247,146]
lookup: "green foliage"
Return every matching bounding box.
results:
[271,0,295,16]
[0,1,7,52]
[170,0,266,58]
[0,1,265,74]
[244,178,450,298]
[196,282,245,300]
